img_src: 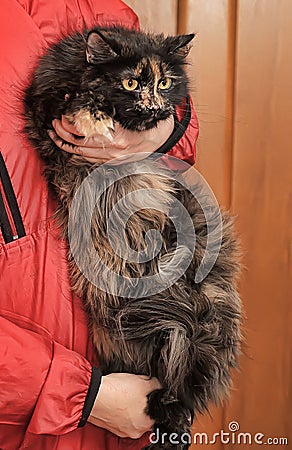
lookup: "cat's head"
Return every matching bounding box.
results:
[75,27,194,132]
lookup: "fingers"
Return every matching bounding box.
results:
[47,129,80,155]
[60,116,84,135]
[48,128,108,162]
[52,119,93,148]
[49,114,175,163]
[52,119,112,148]
[88,372,160,438]
[48,125,134,163]
[52,119,80,145]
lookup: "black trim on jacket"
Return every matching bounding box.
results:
[154,95,192,155]
[0,189,14,243]
[78,367,102,427]
[0,152,26,243]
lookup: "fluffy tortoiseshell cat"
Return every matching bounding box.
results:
[24,26,242,449]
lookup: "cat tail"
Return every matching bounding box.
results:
[114,277,242,415]
[113,283,197,401]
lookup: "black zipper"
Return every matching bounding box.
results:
[0,152,26,243]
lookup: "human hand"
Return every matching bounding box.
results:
[48,115,174,164]
[87,373,161,439]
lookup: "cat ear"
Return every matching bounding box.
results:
[86,30,120,63]
[167,33,195,58]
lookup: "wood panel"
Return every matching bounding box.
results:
[179,2,237,448]
[179,0,236,208]
[226,0,292,446]
[124,0,178,34]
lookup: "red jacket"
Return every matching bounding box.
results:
[0,1,199,449]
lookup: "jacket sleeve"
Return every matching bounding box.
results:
[0,315,101,435]
[167,96,199,166]
[15,0,139,45]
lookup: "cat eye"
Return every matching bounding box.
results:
[122,79,139,91]
[158,78,172,90]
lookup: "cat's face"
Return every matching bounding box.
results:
[66,27,194,133]
[106,55,182,130]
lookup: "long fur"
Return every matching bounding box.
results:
[24,26,242,450]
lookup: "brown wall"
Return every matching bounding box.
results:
[125,1,292,447]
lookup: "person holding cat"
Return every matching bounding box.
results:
[0,1,198,449]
